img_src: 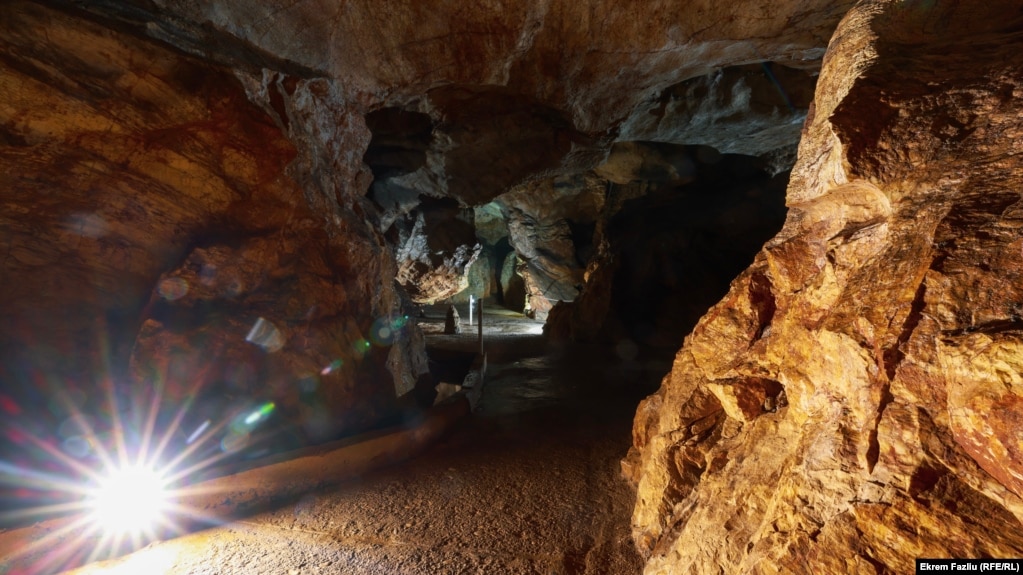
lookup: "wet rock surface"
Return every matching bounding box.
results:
[626,2,1023,573]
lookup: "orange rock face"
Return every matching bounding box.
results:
[0,0,420,478]
[626,1,1023,572]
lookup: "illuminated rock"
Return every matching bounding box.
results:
[444,305,462,335]
[626,2,1023,572]
[497,173,605,319]
[0,2,420,458]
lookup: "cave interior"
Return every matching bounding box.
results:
[3,1,1023,574]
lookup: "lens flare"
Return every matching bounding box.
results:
[369,314,411,346]
[369,318,394,345]
[352,338,371,355]
[185,420,210,445]
[88,464,169,536]
[157,277,189,301]
[243,402,276,426]
[245,317,285,353]
[320,359,343,375]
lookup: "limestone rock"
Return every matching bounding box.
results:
[0,1,419,473]
[443,204,508,304]
[626,2,1023,573]
[595,142,702,185]
[473,202,511,247]
[62,0,854,208]
[618,64,817,175]
[445,245,500,304]
[95,0,853,136]
[550,148,787,352]
[393,197,481,303]
[499,251,527,312]
[497,173,605,319]
[443,305,461,335]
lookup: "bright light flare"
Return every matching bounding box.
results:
[88,465,170,536]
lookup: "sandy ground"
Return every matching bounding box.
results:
[65,309,651,575]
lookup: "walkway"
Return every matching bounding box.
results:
[66,311,650,575]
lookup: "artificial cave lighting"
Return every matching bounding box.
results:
[88,464,170,537]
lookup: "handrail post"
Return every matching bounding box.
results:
[477,298,483,355]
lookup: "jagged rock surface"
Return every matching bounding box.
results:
[3,0,852,454]
[497,174,605,319]
[0,0,422,471]
[392,197,480,304]
[62,0,853,317]
[443,204,510,304]
[91,0,853,133]
[550,148,788,352]
[53,0,854,210]
[625,2,1023,573]
[618,64,817,175]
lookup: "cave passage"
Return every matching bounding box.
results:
[0,3,809,571]
[63,316,654,575]
[7,1,1023,572]
[0,142,790,575]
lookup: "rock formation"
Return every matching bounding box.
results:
[443,203,509,305]
[0,1,424,479]
[3,3,918,568]
[625,1,1023,572]
[46,0,854,316]
[76,0,852,138]
[392,197,481,304]
[618,64,817,175]
[548,147,788,353]
[497,174,606,319]
[443,305,461,335]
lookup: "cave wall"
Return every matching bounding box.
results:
[6,1,1021,572]
[618,63,817,175]
[50,0,856,211]
[80,0,852,133]
[496,173,606,318]
[626,1,1023,572]
[549,148,789,353]
[0,0,423,482]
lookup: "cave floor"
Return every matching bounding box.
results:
[66,329,650,575]
[417,301,547,337]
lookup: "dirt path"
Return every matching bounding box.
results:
[67,332,649,575]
